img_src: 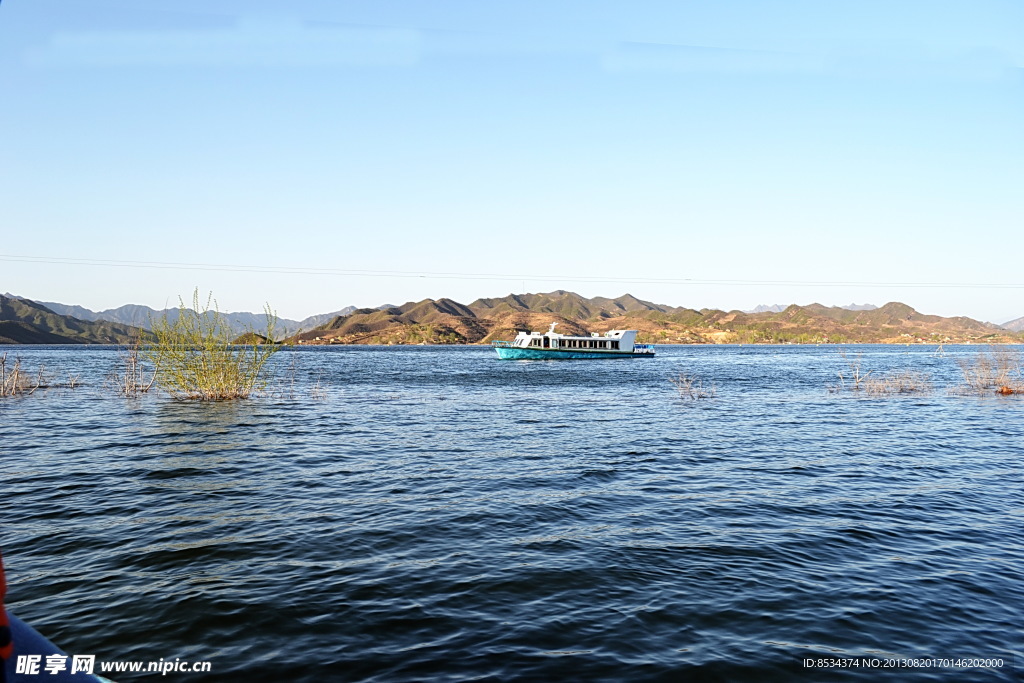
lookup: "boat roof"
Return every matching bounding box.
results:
[514,328,635,338]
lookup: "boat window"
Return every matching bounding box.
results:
[612,341,619,350]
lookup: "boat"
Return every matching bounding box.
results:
[491,323,655,359]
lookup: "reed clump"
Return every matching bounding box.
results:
[1,353,86,397]
[1,353,43,397]
[862,370,932,396]
[111,333,157,397]
[670,372,716,400]
[144,290,280,401]
[953,347,1024,396]
[832,350,872,391]
[267,351,325,401]
[829,351,931,395]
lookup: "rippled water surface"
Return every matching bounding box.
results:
[2,345,1022,681]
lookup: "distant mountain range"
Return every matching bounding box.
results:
[746,303,878,314]
[2,294,360,339]
[2,291,1022,345]
[290,291,1022,346]
[30,299,353,337]
[1,295,142,344]
[1003,315,1024,333]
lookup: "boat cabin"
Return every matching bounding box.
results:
[509,323,651,354]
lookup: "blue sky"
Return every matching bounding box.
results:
[2,1,1022,322]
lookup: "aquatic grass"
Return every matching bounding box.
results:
[952,346,1024,396]
[269,352,301,401]
[0,354,79,396]
[266,352,326,401]
[111,333,157,397]
[862,370,932,396]
[309,368,328,401]
[0,353,43,397]
[144,290,280,401]
[826,346,1021,397]
[833,350,872,391]
[828,350,931,396]
[669,372,716,400]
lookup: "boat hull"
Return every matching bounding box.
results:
[494,347,654,360]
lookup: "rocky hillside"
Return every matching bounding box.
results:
[1002,315,1024,333]
[288,292,1020,345]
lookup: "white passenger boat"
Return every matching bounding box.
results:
[491,323,655,359]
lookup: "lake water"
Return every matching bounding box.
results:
[1,345,1022,681]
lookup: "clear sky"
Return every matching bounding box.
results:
[2,1,1022,322]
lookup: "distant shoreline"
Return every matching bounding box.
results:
[4,291,1022,346]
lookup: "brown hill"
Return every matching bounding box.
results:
[286,292,1021,346]
[468,290,672,319]
[231,332,278,345]
[290,298,490,345]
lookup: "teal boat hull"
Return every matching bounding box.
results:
[493,347,653,360]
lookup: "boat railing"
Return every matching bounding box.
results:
[633,344,655,354]
[491,340,511,347]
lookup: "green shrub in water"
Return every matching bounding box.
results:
[145,290,280,401]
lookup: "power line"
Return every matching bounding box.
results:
[2,253,1024,289]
